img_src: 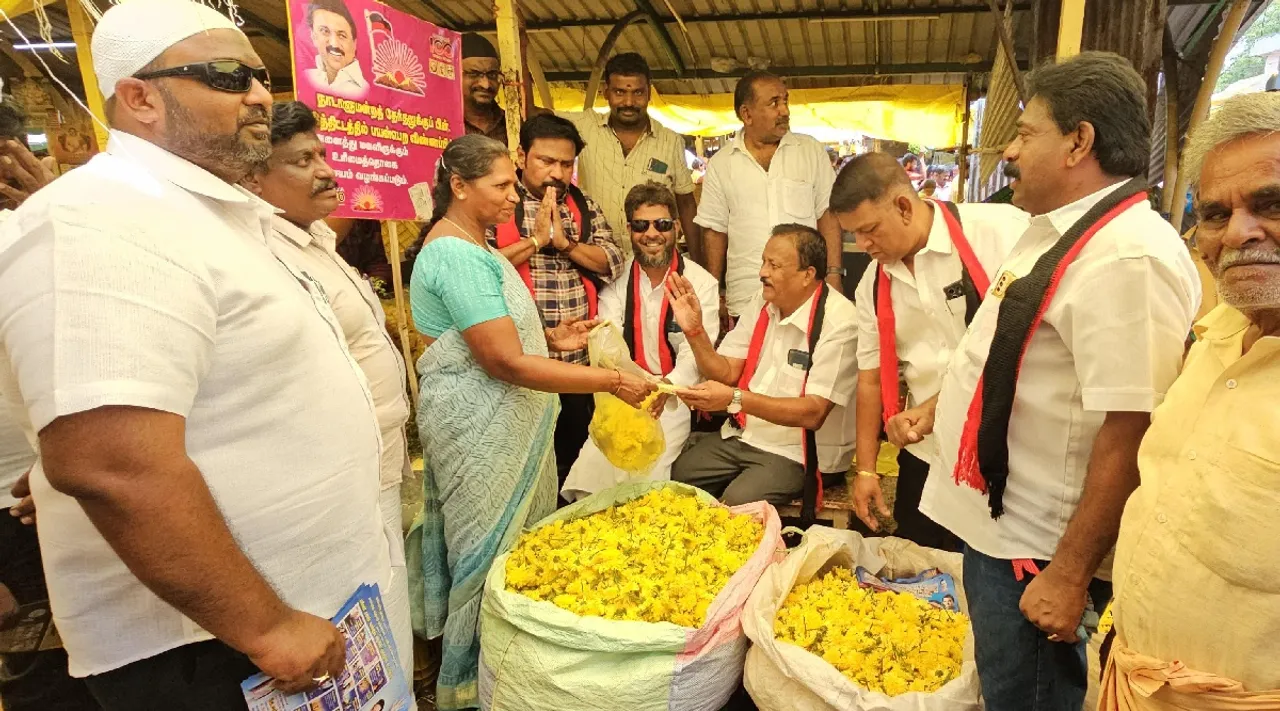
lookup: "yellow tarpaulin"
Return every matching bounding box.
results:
[0,0,54,19]
[550,84,964,147]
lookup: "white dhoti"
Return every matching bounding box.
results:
[378,483,414,681]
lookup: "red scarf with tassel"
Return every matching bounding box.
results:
[952,179,1149,519]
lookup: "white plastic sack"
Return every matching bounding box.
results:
[478,481,783,711]
[742,526,981,711]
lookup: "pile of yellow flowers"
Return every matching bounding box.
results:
[589,392,665,472]
[505,487,763,628]
[774,568,967,696]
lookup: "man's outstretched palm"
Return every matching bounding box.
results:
[665,273,704,335]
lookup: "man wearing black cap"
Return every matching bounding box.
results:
[460,33,507,143]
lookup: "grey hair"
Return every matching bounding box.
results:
[1183,92,1280,187]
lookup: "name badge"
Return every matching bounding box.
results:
[992,270,1018,299]
[942,280,966,300]
[787,349,813,371]
[647,158,669,175]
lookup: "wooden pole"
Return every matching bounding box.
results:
[986,0,1027,103]
[494,0,524,157]
[957,75,972,203]
[1160,42,1181,217]
[64,0,108,150]
[527,49,554,109]
[1056,0,1087,60]
[384,222,419,404]
[1171,0,1248,232]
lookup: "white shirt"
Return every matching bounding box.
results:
[268,217,411,489]
[922,182,1201,563]
[597,258,721,388]
[695,131,836,316]
[305,57,369,98]
[0,391,33,510]
[0,130,391,676]
[855,202,1027,462]
[718,287,859,472]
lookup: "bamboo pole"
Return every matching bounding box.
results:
[1171,0,1249,233]
[1160,46,1180,217]
[494,0,524,158]
[384,222,419,404]
[986,0,1027,103]
[957,75,972,203]
[65,0,108,149]
[1056,0,1087,60]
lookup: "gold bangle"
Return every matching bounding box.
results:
[609,370,622,396]
[527,235,540,251]
[855,470,880,479]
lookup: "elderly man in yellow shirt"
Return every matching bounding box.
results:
[1101,92,1280,709]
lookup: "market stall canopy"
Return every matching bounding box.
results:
[551,84,964,145]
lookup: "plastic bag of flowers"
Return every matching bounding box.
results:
[741,526,980,710]
[478,481,783,711]
[585,321,667,474]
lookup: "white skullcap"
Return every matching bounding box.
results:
[91,0,243,100]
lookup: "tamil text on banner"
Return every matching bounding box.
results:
[288,0,463,220]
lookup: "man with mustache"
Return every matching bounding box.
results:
[920,52,1200,710]
[550,53,699,259]
[561,182,720,501]
[0,1,391,706]
[696,71,845,329]
[303,0,368,99]
[460,33,506,142]
[241,100,413,682]
[668,224,858,510]
[1099,92,1280,709]
[488,113,625,493]
[828,152,1026,551]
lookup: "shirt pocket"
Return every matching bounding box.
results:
[781,178,815,221]
[769,361,809,397]
[1176,441,1280,592]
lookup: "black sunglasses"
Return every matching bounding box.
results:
[629,218,675,233]
[134,60,271,93]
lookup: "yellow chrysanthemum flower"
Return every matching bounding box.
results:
[505,488,764,628]
[774,567,968,696]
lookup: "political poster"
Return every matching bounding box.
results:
[287,0,462,220]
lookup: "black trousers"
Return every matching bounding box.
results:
[0,513,101,711]
[852,447,962,552]
[554,393,595,488]
[83,640,258,711]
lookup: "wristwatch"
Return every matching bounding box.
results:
[726,388,743,415]
[827,266,847,276]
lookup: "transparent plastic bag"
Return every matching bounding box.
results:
[586,321,666,475]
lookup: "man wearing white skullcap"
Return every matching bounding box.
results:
[0,0,392,707]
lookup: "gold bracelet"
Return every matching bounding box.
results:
[609,370,622,396]
[527,236,540,251]
[855,470,880,479]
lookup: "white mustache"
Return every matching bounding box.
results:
[1219,248,1280,269]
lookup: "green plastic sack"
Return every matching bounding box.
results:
[478,481,783,711]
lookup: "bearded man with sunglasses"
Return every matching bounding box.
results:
[0,2,392,708]
[561,182,719,501]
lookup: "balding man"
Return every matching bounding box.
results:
[0,1,390,706]
[669,224,858,510]
[1100,92,1280,709]
[828,152,1027,550]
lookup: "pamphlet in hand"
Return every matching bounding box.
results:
[241,584,412,711]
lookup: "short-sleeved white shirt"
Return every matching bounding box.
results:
[922,182,1201,563]
[718,287,858,472]
[0,131,391,677]
[559,111,695,254]
[267,217,411,490]
[854,202,1026,462]
[695,130,836,316]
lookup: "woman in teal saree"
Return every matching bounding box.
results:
[407,135,654,710]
